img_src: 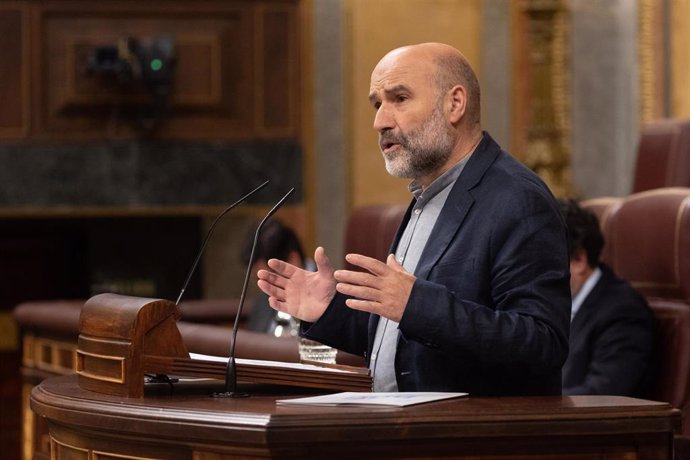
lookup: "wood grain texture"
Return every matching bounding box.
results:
[31,374,680,459]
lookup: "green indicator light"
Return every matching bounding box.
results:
[150,59,163,71]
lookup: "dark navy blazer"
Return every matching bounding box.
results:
[562,264,655,397]
[304,133,571,396]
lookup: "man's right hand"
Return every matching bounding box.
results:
[256,246,336,323]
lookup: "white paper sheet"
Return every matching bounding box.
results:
[276,391,468,407]
[188,352,359,374]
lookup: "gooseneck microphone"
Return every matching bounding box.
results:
[215,187,295,398]
[175,180,269,306]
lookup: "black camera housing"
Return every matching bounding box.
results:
[87,35,176,90]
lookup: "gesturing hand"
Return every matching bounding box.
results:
[256,246,336,323]
[333,253,416,322]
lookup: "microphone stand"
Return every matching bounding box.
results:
[175,180,269,306]
[145,181,268,387]
[213,187,295,398]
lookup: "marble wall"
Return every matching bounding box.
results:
[0,141,302,208]
[312,0,348,264]
[569,0,641,198]
[481,0,512,150]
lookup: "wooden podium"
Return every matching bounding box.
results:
[31,375,681,459]
[76,293,371,398]
[77,293,189,398]
[30,293,678,459]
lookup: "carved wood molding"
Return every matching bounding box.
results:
[670,0,690,117]
[0,3,30,138]
[638,0,667,123]
[513,0,572,197]
[0,0,302,140]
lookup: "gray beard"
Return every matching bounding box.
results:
[381,107,454,179]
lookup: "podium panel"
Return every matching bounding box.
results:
[32,375,680,460]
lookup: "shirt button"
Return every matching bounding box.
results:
[398,256,404,263]
[414,208,421,215]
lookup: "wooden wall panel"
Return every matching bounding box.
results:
[36,4,255,139]
[255,5,299,138]
[0,3,29,138]
[24,1,300,141]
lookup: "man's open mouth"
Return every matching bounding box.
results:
[381,142,400,153]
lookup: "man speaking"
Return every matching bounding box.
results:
[257,42,571,396]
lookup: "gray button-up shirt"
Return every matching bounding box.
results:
[370,156,471,391]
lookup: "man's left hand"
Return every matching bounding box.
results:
[333,253,416,322]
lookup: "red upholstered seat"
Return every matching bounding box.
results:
[344,204,407,271]
[633,119,690,193]
[649,301,690,417]
[607,188,690,302]
[604,188,690,441]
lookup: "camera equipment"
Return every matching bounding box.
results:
[86,35,177,135]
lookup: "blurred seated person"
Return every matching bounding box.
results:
[560,199,655,396]
[241,219,312,335]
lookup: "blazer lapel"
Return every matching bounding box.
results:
[413,191,473,279]
[414,133,502,280]
[367,133,502,346]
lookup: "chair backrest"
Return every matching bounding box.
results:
[633,119,690,193]
[344,204,407,271]
[605,187,690,435]
[647,300,690,426]
[607,188,690,302]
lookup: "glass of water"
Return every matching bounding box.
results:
[298,338,337,364]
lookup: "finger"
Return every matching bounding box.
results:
[314,246,334,275]
[267,296,289,312]
[333,269,379,287]
[256,269,289,289]
[344,253,389,275]
[257,279,287,302]
[386,253,406,271]
[344,298,380,313]
[336,283,381,302]
[266,258,298,276]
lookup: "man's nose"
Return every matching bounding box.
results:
[373,105,395,132]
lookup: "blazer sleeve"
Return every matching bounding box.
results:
[300,292,370,357]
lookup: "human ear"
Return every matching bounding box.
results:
[570,249,589,274]
[447,85,467,124]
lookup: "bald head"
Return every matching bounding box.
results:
[368,43,483,186]
[375,43,481,126]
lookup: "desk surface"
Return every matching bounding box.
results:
[31,375,681,459]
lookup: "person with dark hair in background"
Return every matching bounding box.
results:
[560,199,655,396]
[241,219,310,334]
[257,42,571,395]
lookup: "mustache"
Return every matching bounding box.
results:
[379,131,407,150]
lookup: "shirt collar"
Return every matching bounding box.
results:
[571,266,602,321]
[409,153,473,202]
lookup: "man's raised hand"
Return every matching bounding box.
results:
[333,253,415,322]
[256,246,336,323]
